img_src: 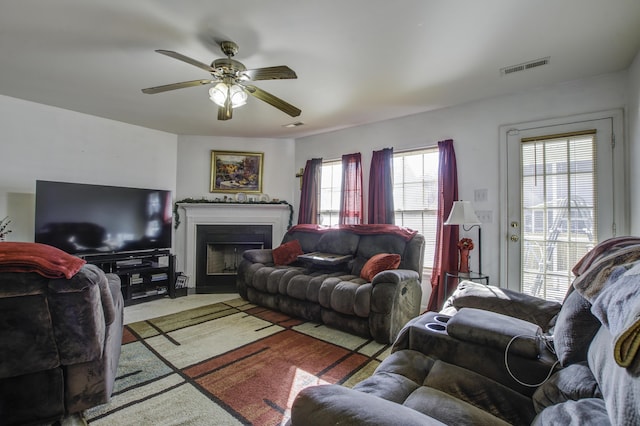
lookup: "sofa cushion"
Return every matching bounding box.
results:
[316,230,360,255]
[552,290,601,367]
[330,280,371,317]
[422,360,536,425]
[404,386,512,426]
[354,349,436,399]
[360,253,401,281]
[532,361,602,413]
[272,240,303,265]
[350,234,407,277]
[285,270,344,302]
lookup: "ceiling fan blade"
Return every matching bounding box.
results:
[155,49,215,73]
[243,84,301,117]
[241,66,297,81]
[141,79,215,94]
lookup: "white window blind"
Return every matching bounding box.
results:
[520,130,597,301]
[393,148,439,268]
[319,160,342,226]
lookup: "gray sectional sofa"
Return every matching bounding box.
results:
[236,224,427,344]
[289,237,640,425]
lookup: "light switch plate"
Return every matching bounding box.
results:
[474,189,488,203]
[475,210,493,224]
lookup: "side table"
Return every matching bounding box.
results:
[443,271,489,307]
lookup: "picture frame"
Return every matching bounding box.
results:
[210,150,264,193]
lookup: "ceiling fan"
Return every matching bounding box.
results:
[141,41,301,121]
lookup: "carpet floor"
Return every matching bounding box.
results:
[85,298,390,425]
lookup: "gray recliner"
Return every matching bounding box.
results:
[0,261,124,425]
[290,238,640,425]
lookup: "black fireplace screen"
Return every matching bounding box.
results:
[196,224,272,292]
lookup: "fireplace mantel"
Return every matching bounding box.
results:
[177,203,291,286]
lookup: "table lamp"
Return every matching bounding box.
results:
[444,201,482,274]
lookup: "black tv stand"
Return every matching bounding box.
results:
[86,250,178,306]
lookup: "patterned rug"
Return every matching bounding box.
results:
[85,298,390,425]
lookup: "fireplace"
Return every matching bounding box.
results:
[177,202,290,291]
[195,224,272,293]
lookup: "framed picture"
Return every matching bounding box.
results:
[210,150,264,193]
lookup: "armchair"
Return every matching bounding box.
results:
[0,243,124,425]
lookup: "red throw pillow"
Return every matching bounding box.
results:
[272,240,303,266]
[360,253,401,281]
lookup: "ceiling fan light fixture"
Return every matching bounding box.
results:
[209,82,247,108]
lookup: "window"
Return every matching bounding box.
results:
[520,131,597,301]
[319,160,342,226]
[318,149,440,270]
[393,148,440,268]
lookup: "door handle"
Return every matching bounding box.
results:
[510,234,519,242]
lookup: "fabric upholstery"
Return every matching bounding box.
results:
[0,264,123,425]
[394,311,557,397]
[289,238,640,426]
[291,384,446,426]
[441,280,562,330]
[589,260,640,369]
[589,327,640,425]
[447,308,543,359]
[532,362,602,413]
[552,290,601,366]
[360,253,401,281]
[237,225,426,344]
[532,398,611,426]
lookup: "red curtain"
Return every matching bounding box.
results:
[297,158,323,224]
[339,153,363,225]
[428,139,459,311]
[368,147,395,224]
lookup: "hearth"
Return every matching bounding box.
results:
[177,202,290,290]
[196,224,272,293]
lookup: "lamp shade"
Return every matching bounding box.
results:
[209,83,248,108]
[444,201,481,226]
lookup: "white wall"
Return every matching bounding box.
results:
[174,135,296,272]
[628,50,640,235]
[295,71,631,288]
[1,63,637,293]
[0,95,178,242]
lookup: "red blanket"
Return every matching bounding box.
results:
[0,242,86,279]
[288,224,418,241]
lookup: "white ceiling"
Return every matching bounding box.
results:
[1,0,639,139]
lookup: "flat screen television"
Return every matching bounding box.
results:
[35,180,173,257]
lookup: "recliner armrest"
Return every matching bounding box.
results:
[242,248,273,264]
[447,308,544,359]
[444,281,562,330]
[371,269,419,286]
[290,384,446,426]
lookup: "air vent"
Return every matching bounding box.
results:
[500,57,550,76]
[283,121,305,128]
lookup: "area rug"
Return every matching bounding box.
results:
[85,298,390,425]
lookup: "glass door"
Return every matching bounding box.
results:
[502,111,625,300]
